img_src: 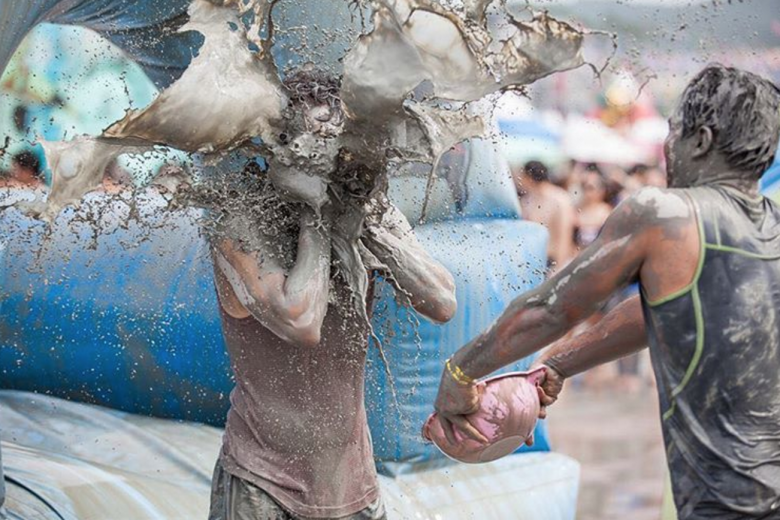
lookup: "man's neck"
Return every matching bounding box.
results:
[685,155,761,198]
[698,175,760,199]
[709,180,761,200]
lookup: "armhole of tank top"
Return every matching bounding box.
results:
[642,193,706,308]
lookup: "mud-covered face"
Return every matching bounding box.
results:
[664,104,697,188]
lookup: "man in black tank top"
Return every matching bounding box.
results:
[434,65,780,519]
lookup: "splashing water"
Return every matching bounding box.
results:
[20,0,592,366]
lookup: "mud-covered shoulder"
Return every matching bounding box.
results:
[601,188,695,249]
[614,187,692,227]
[600,187,695,248]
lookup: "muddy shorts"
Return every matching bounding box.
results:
[208,461,386,520]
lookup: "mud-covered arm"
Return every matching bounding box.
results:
[433,195,661,441]
[450,193,662,380]
[530,294,647,417]
[363,203,457,323]
[212,207,331,347]
[536,294,647,379]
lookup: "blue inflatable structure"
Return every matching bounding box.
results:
[0,142,579,518]
[0,138,551,469]
[0,0,199,91]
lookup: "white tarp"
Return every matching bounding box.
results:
[0,390,579,519]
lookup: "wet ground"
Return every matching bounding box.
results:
[547,371,667,520]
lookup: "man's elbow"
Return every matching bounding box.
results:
[275,314,323,348]
[257,298,324,348]
[546,300,585,333]
[433,272,458,323]
[419,282,458,324]
[283,309,324,348]
[430,294,457,324]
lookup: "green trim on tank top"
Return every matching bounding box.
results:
[637,193,705,422]
[662,282,705,422]
[647,194,780,421]
[705,243,780,260]
[655,210,780,421]
[644,199,706,308]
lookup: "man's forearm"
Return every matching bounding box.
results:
[214,209,332,344]
[364,226,456,323]
[453,293,646,381]
[452,289,573,380]
[284,214,331,305]
[537,295,647,378]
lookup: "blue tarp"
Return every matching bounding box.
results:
[0,390,579,519]
[0,0,367,89]
[368,218,550,474]
[0,196,550,468]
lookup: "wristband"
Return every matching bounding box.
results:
[446,358,476,386]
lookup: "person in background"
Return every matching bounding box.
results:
[644,166,667,188]
[569,166,619,388]
[512,160,576,272]
[554,159,583,205]
[574,166,612,250]
[434,64,780,519]
[8,151,44,189]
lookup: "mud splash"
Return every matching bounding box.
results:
[28,0,591,333]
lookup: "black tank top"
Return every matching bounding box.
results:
[642,186,780,519]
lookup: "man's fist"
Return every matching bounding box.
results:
[535,363,565,419]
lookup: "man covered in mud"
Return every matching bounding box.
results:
[435,65,780,519]
[208,72,457,520]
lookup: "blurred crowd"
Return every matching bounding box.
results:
[510,157,666,393]
[512,159,667,270]
[0,150,133,197]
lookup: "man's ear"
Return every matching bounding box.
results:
[692,126,714,158]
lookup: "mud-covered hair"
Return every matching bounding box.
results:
[680,64,780,180]
[283,69,341,112]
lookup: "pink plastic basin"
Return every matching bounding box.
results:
[422,366,546,464]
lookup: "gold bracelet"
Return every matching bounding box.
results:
[446,358,475,386]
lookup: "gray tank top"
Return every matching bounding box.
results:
[217,279,379,518]
[642,186,780,519]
